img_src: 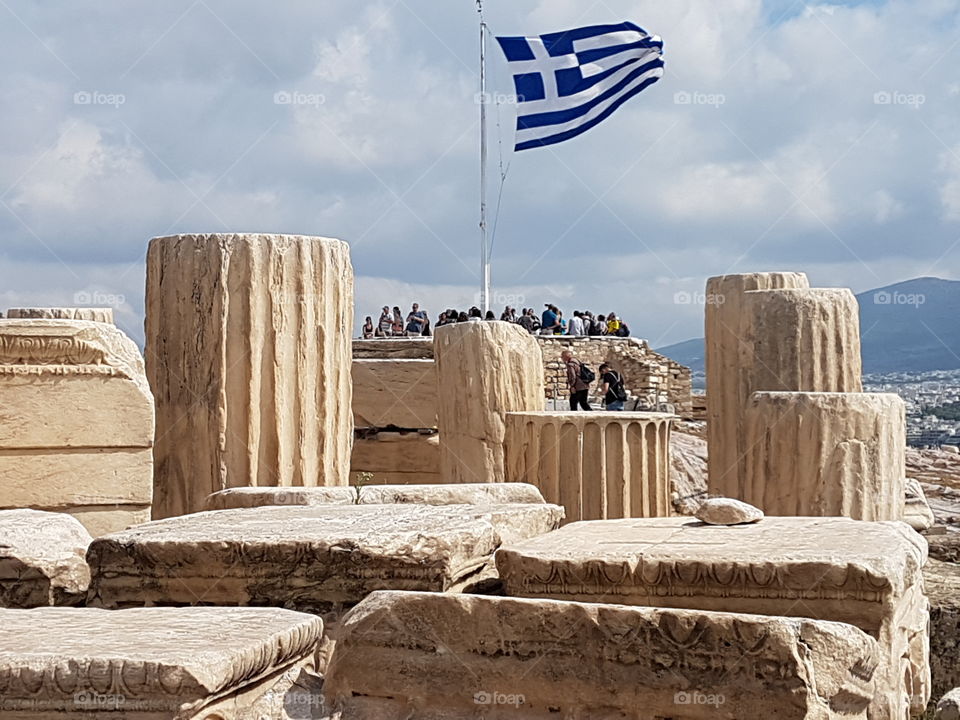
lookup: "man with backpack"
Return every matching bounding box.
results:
[561,350,594,411]
[599,363,629,410]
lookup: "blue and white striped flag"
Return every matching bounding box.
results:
[496,22,664,151]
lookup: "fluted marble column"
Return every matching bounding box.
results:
[146,233,354,518]
[744,391,904,520]
[434,321,544,484]
[505,411,673,522]
[705,272,809,498]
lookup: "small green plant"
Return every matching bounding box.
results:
[353,471,373,505]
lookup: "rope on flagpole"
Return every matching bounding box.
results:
[483,21,511,260]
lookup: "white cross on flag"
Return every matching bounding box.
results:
[496,22,664,151]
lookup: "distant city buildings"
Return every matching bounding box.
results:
[864,369,960,448]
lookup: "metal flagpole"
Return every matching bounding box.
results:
[478,0,490,313]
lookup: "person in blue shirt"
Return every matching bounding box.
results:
[541,304,561,335]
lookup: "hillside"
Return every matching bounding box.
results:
[655,277,960,374]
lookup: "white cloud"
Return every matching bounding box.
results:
[1,0,960,348]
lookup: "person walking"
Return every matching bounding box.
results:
[562,350,593,411]
[599,363,628,410]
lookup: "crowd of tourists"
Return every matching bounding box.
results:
[360,303,632,339]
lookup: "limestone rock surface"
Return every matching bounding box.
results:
[324,590,880,720]
[505,411,673,522]
[940,688,960,720]
[204,482,546,510]
[0,509,92,608]
[925,559,960,707]
[0,605,324,718]
[88,503,563,612]
[7,307,114,323]
[744,392,905,520]
[435,322,544,484]
[705,272,809,499]
[906,477,936,531]
[352,359,437,429]
[0,320,154,536]
[146,233,354,519]
[695,497,763,525]
[497,516,929,719]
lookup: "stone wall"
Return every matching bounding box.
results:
[353,336,693,414]
[537,336,691,412]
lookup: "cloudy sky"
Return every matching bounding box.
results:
[1,0,959,347]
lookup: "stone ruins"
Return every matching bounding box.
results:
[6,307,115,323]
[434,320,545,484]
[745,391,906,519]
[1,246,956,718]
[0,320,154,536]
[146,233,354,519]
[504,410,672,521]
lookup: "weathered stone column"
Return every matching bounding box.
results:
[434,321,543,484]
[705,272,809,498]
[146,233,353,519]
[504,411,673,521]
[743,392,905,520]
[743,288,863,394]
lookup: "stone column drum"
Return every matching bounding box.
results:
[705,272,809,499]
[146,234,354,519]
[434,321,544,484]
[743,288,863,395]
[744,392,905,520]
[504,412,673,522]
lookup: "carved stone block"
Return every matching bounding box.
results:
[350,432,440,484]
[705,272,809,499]
[744,392,906,520]
[204,482,546,510]
[504,411,673,522]
[435,322,544,484]
[496,516,929,719]
[0,320,154,536]
[146,233,354,519]
[6,307,114,323]
[87,504,563,613]
[352,359,437,429]
[323,590,880,719]
[0,509,92,608]
[0,605,324,718]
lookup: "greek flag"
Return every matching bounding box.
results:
[496,22,664,151]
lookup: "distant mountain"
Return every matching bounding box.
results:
[655,277,960,375]
[857,277,960,373]
[656,337,705,372]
